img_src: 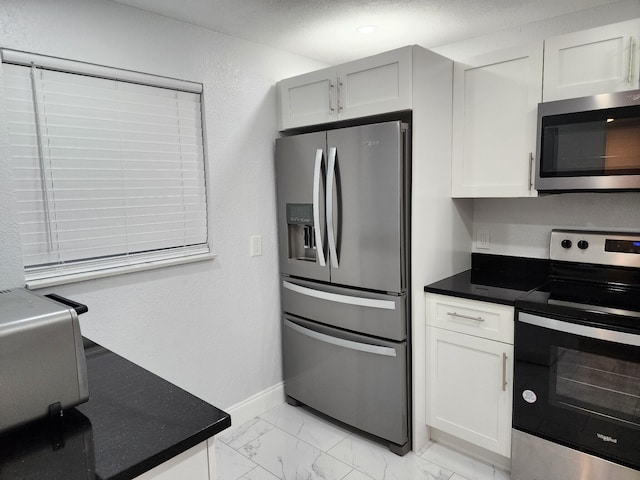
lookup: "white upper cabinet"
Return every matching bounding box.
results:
[451,44,542,198]
[335,48,412,121]
[543,19,640,102]
[278,68,337,129]
[278,47,412,130]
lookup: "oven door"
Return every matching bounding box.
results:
[513,311,640,470]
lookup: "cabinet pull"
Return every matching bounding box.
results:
[337,77,343,112]
[329,81,335,112]
[446,311,485,322]
[502,353,508,391]
[528,152,534,190]
[628,37,636,85]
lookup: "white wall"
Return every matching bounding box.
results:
[0,0,327,411]
[431,0,640,259]
[472,193,640,258]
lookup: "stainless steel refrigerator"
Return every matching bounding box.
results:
[275,120,410,455]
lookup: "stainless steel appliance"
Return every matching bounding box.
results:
[276,120,410,455]
[0,288,89,433]
[535,89,640,192]
[512,230,640,480]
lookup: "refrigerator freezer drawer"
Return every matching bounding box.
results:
[283,316,408,446]
[281,278,406,341]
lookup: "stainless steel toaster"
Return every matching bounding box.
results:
[0,288,89,433]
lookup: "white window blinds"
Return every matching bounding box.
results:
[2,50,211,287]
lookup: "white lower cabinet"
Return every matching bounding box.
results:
[133,440,212,480]
[426,293,514,458]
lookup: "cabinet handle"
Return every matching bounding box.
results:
[528,152,533,190]
[628,37,636,85]
[446,311,485,322]
[502,353,508,392]
[337,77,343,112]
[329,81,335,112]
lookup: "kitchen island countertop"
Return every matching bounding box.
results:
[0,340,231,480]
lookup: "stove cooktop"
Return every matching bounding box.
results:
[516,280,640,334]
[515,230,640,334]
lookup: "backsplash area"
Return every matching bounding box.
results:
[472,192,640,258]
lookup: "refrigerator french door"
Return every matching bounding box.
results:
[275,121,410,455]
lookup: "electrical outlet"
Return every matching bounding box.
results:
[250,235,262,256]
[477,229,491,250]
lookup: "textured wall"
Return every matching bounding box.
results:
[0,0,326,410]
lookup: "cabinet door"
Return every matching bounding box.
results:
[133,441,209,480]
[278,68,337,130]
[543,19,640,102]
[426,327,513,457]
[336,47,412,120]
[451,44,542,198]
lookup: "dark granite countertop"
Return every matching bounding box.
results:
[424,253,549,305]
[0,340,231,480]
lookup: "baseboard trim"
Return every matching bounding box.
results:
[225,382,285,427]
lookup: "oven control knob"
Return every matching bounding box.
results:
[578,240,589,250]
[561,239,572,249]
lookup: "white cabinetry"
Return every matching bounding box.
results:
[133,440,213,480]
[278,47,412,130]
[451,45,542,198]
[426,293,514,458]
[543,19,640,102]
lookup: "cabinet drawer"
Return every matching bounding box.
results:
[426,293,514,343]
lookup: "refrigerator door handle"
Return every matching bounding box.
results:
[326,146,339,268]
[285,320,397,357]
[283,280,396,310]
[313,148,326,267]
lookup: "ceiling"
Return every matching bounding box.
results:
[112,0,620,64]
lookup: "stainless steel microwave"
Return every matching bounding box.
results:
[535,89,640,192]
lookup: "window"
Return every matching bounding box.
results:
[1,50,212,287]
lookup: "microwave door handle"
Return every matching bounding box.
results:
[313,148,326,267]
[326,147,339,268]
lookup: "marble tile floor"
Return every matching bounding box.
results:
[215,403,510,480]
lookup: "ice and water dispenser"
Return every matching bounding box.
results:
[286,203,317,262]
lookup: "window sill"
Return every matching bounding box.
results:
[26,252,217,289]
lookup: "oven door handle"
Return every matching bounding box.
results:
[518,312,640,347]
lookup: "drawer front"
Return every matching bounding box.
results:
[426,293,514,343]
[283,316,408,445]
[282,278,406,341]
